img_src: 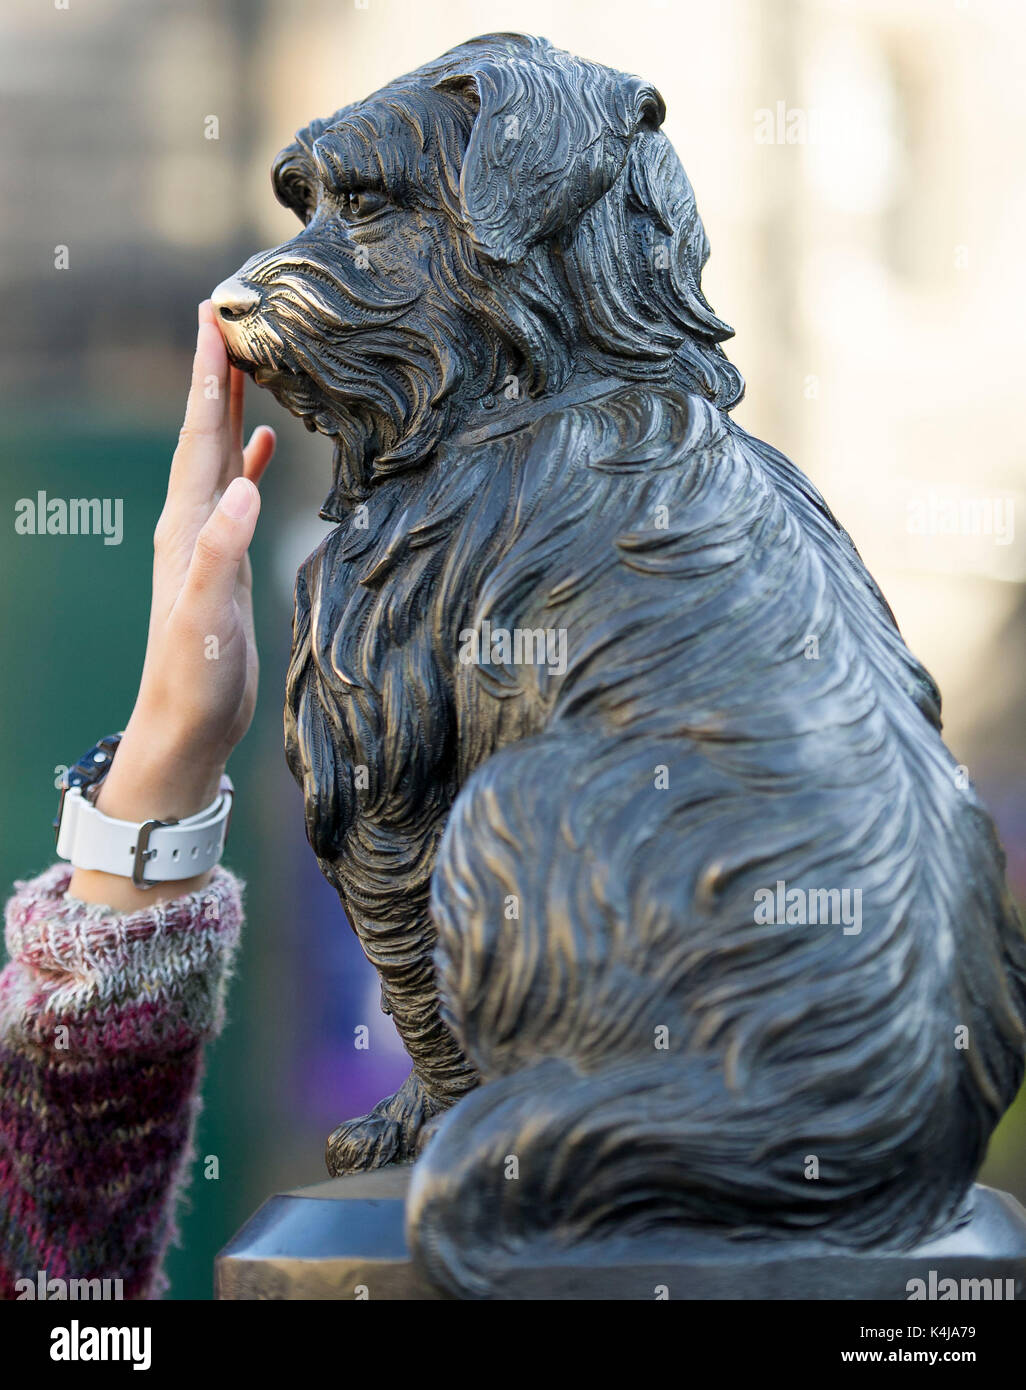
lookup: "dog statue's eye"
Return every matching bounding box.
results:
[342,190,387,221]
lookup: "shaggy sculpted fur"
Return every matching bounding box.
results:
[214,33,1026,1298]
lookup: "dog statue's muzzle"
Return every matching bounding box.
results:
[209,268,287,376]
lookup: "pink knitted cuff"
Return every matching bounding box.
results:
[1,864,243,1056]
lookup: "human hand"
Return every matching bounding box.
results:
[70,301,275,908]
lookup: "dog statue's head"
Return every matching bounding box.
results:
[213,33,742,518]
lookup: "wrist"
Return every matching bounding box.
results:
[68,730,229,911]
[93,722,226,824]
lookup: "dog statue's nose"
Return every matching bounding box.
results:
[211,276,261,322]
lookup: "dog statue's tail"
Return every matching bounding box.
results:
[405,1041,988,1299]
[405,1054,699,1298]
[405,1050,788,1299]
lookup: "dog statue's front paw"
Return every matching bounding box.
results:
[326,1108,406,1175]
[325,1070,441,1176]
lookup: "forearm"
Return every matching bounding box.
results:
[0,863,241,1300]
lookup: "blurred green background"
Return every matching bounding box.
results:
[1,0,1023,1296]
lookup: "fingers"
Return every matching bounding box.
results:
[207,295,244,483]
[229,367,245,458]
[158,306,272,616]
[210,298,248,481]
[243,425,276,486]
[168,315,231,505]
[182,477,261,614]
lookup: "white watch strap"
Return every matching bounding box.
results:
[56,778,233,885]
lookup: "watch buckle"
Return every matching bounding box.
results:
[132,818,178,889]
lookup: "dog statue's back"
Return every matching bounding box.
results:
[211,33,1026,1298]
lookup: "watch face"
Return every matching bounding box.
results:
[53,732,124,840]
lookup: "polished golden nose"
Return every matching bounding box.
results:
[211,276,261,321]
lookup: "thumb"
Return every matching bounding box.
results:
[184,477,261,610]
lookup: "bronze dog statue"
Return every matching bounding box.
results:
[213,33,1026,1297]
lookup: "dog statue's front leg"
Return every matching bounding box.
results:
[326,892,479,1175]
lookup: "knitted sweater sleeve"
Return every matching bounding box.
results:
[0,863,242,1300]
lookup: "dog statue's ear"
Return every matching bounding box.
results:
[434,44,665,265]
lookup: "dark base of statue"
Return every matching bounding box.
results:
[215,1173,1026,1300]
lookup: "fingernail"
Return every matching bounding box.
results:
[220,477,253,520]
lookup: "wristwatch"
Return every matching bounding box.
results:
[54,733,233,888]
